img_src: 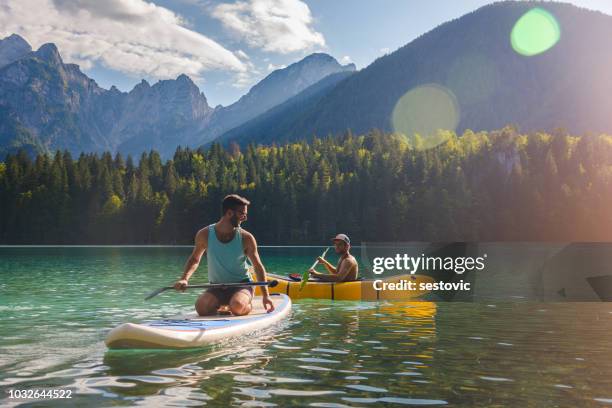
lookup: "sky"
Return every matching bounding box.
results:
[1,0,612,107]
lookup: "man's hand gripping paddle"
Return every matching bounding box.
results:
[300,247,329,291]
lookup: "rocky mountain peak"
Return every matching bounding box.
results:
[0,33,32,68]
[129,79,151,95]
[299,52,354,69]
[176,73,193,84]
[194,52,358,145]
[34,43,62,66]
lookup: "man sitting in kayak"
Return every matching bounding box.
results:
[173,194,275,316]
[309,234,358,282]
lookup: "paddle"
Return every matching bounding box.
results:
[300,247,330,290]
[145,280,279,301]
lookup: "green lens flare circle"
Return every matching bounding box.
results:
[391,84,459,150]
[511,8,561,56]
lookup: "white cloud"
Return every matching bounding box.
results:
[232,64,263,89]
[0,0,247,81]
[340,55,352,64]
[232,56,260,89]
[212,0,325,54]
[267,62,286,71]
[235,49,250,60]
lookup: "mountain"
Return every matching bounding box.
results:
[0,41,109,157]
[0,34,31,68]
[214,71,354,146]
[112,75,214,158]
[0,35,217,158]
[196,53,355,145]
[215,1,612,145]
[0,33,353,158]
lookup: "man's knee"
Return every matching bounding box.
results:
[195,292,219,316]
[229,292,252,316]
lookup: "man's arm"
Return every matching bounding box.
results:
[317,257,337,274]
[243,231,275,312]
[312,260,356,282]
[174,228,207,290]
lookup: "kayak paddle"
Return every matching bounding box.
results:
[300,247,330,290]
[145,280,279,301]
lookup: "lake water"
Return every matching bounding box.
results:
[1,247,612,407]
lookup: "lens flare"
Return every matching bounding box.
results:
[511,8,560,56]
[391,84,459,150]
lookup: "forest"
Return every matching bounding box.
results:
[1,126,611,244]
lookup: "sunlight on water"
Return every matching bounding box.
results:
[392,84,459,151]
[511,8,561,56]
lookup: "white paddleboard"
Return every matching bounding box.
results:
[106,294,291,349]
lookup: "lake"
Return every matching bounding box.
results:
[1,247,611,407]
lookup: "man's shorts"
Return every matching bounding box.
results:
[205,285,254,305]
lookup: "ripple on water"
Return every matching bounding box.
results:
[342,397,448,405]
[152,368,193,377]
[236,387,271,399]
[345,384,388,392]
[272,344,301,350]
[479,376,514,382]
[131,387,211,407]
[311,348,349,355]
[120,375,176,384]
[234,375,313,384]
[82,376,136,388]
[234,400,277,407]
[341,304,376,311]
[268,389,345,397]
[298,365,333,372]
[293,358,340,364]
[0,305,37,311]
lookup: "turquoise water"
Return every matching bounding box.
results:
[1,247,612,407]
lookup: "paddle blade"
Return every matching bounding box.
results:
[145,286,170,301]
[299,270,309,291]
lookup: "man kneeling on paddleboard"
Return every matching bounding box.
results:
[174,194,275,316]
[309,234,358,282]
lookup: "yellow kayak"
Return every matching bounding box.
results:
[255,273,434,301]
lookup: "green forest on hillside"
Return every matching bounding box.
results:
[1,127,611,244]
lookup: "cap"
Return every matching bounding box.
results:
[331,234,350,245]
